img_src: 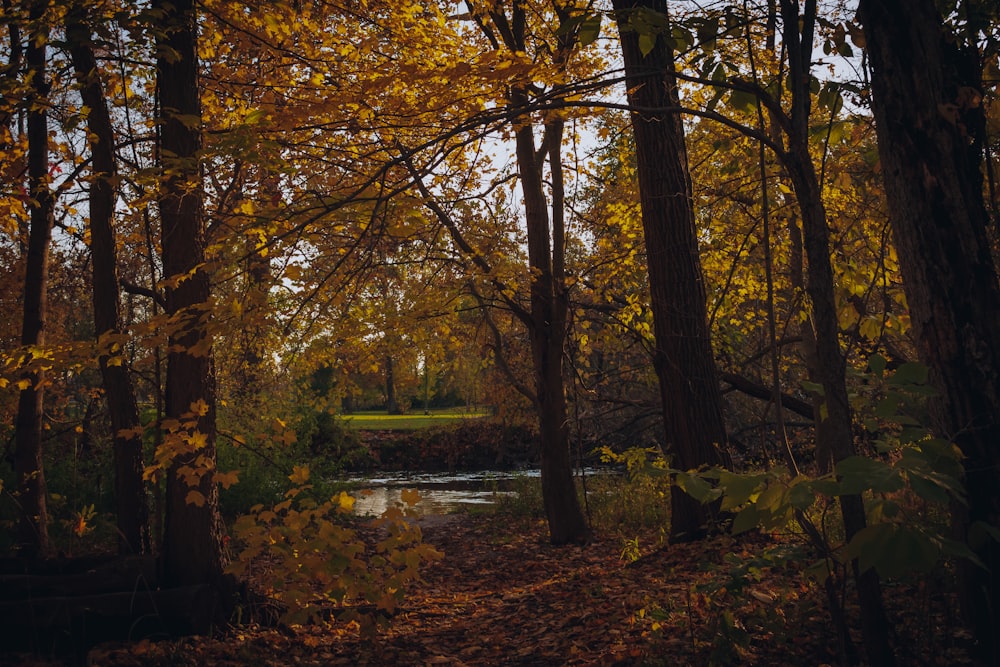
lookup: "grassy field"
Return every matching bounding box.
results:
[340,407,491,431]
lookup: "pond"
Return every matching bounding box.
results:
[346,469,613,517]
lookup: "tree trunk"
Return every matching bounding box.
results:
[777,2,895,664]
[385,354,399,414]
[613,0,730,541]
[858,1,1000,660]
[155,0,226,587]
[511,92,590,545]
[13,0,52,559]
[66,9,149,556]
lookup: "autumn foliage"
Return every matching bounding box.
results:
[1,0,999,665]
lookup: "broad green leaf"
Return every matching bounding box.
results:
[801,380,825,395]
[857,524,939,578]
[717,470,766,510]
[727,88,756,114]
[754,480,787,515]
[939,537,985,569]
[835,456,902,495]
[578,14,602,46]
[675,472,719,504]
[638,32,656,56]
[731,505,763,535]
[788,480,815,510]
[888,362,929,386]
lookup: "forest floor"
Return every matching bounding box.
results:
[13,513,981,666]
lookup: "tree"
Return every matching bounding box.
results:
[12,0,53,559]
[857,0,1000,659]
[66,5,149,556]
[612,0,731,541]
[463,1,591,545]
[154,0,226,586]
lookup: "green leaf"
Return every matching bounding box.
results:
[755,480,786,513]
[874,395,901,418]
[939,537,985,569]
[835,456,902,495]
[803,558,834,583]
[868,353,887,377]
[801,380,825,396]
[732,505,763,535]
[788,480,816,510]
[578,14,602,46]
[727,88,757,114]
[717,470,766,510]
[888,362,929,386]
[244,109,268,125]
[812,478,841,496]
[845,523,938,578]
[906,473,951,505]
[638,32,656,56]
[676,472,720,504]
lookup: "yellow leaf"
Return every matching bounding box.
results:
[400,488,421,507]
[215,469,240,489]
[190,399,210,416]
[337,490,355,511]
[289,465,310,485]
[16,378,31,390]
[107,356,123,367]
[185,430,208,450]
[186,490,206,507]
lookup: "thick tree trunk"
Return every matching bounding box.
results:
[155,0,226,587]
[858,1,1000,660]
[613,0,730,541]
[13,1,52,559]
[66,10,149,556]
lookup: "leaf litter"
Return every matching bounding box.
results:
[80,513,977,666]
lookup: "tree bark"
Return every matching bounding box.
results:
[66,9,149,556]
[13,0,52,559]
[858,1,1000,660]
[512,92,590,545]
[777,2,895,663]
[473,3,590,545]
[385,354,400,414]
[613,0,730,541]
[155,0,226,587]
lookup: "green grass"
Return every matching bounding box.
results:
[340,407,491,431]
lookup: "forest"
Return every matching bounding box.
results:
[1,0,999,665]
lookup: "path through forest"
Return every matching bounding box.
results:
[77,513,976,666]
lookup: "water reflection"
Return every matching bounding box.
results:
[347,470,532,517]
[345,469,613,517]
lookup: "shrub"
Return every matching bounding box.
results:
[227,465,441,633]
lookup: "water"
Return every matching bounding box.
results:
[346,468,617,516]
[346,470,535,517]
